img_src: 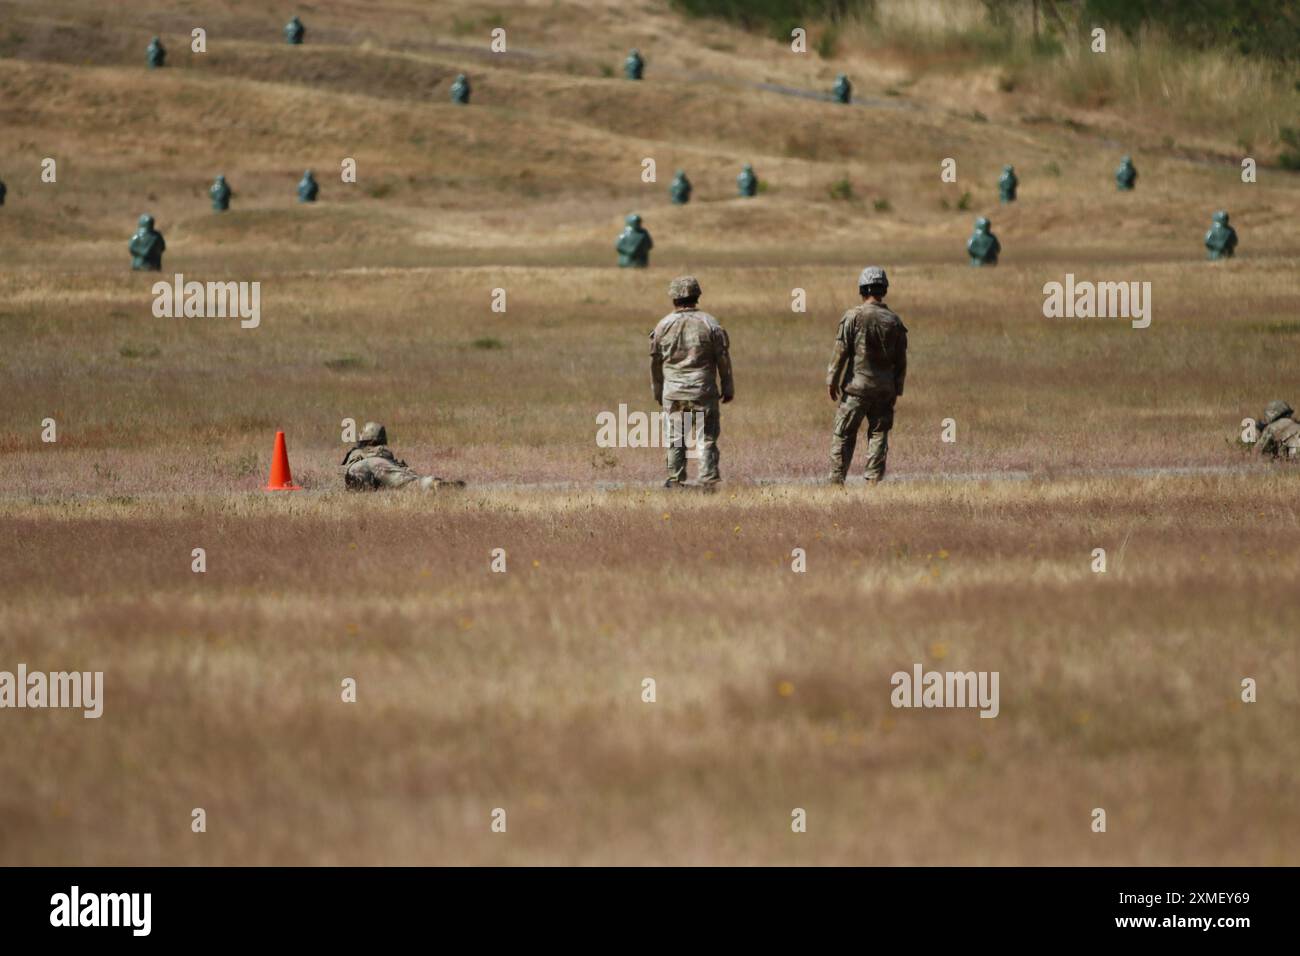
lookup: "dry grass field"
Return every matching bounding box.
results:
[1,0,1298,865]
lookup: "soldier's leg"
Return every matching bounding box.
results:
[663,401,687,485]
[862,396,896,483]
[696,399,721,484]
[368,459,423,490]
[829,395,865,483]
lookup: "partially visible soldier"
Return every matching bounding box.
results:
[284,16,305,45]
[625,49,644,80]
[297,169,319,203]
[0,176,7,207]
[967,216,1000,266]
[1115,155,1137,191]
[129,214,166,271]
[341,422,465,491]
[826,266,908,485]
[210,174,232,212]
[737,163,757,197]
[1205,210,1238,260]
[1255,401,1300,459]
[832,74,852,104]
[669,169,692,205]
[649,276,734,488]
[998,164,1018,203]
[615,213,653,268]
[450,73,471,104]
[147,36,166,69]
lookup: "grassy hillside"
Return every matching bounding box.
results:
[1,0,1298,865]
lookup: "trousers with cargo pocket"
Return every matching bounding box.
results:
[664,398,721,484]
[830,391,894,482]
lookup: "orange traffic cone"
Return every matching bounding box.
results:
[265,431,303,491]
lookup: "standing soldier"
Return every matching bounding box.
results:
[737,163,757,197]
[1255,401,1300,459]
[967,216,1000,266]
[615,213,653,268]
[669,169,692,205]
[826,266,907,485]
[284,16,305,45]
[625,49,644,80]
[129,214,166,271]
[832,74,852,104]
[650,276,734,488]
[998,164,1018,203]
[146,36,166,69]
[1115,155,1137,191]
[210,174,232,211]
[1205,210,1238,260]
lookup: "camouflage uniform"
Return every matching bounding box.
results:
[341,422,465,491]
[826,267,908,483]
[650,276,734,486]
[1256,401,1300,459]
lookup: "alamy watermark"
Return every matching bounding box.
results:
[0,665,103,718]
[152,273,261,329]
[1043,274,1150,329]
[595,404,704,458]
[891,664,999,718]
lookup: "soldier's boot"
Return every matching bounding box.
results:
[418,476,465,491]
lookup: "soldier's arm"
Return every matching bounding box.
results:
[715,327,734,402]
[894,324,908,398]
[649,329,664,403]
[1256,425,1276,456]
[826,315,853,399]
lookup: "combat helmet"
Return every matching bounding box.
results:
[1261,400,1293,427]
[858,266,888,294]
[359,421,387,445]
[669,275,701,301]
[1213,210,1229,225]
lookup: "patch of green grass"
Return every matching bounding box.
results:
[957,190,973,211]
[324,356,364,371]
[1260,320,1300,334]
[472,337,505,350]
[828,177,853,200]
[118,344,161,359]
[873,197,892,213]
